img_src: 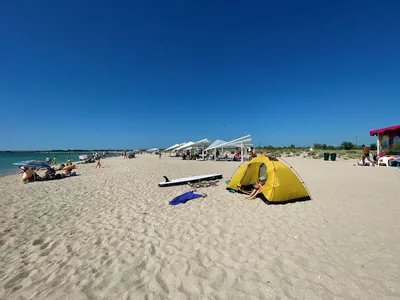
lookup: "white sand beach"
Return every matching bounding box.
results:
[0,155,399,300]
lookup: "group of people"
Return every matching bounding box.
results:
[179,146,258,161]
[45,156,57,166]
[20,159,77,183]
[123,151,136,159]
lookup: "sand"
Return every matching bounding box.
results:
[0,155,399,300]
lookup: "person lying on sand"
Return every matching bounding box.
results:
[44,168,56,180]
[249,176,266,200]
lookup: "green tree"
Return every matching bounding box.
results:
[369,143,377,150]
[340,141,355,150]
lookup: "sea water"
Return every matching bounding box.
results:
[0,152,121,176]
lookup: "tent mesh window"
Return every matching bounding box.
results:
[259,163,267,181]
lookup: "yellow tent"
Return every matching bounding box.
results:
[227,155,311,203]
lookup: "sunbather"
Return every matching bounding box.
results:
[44,168,56,179]
[249,176,266,200]
[22,167,40,183]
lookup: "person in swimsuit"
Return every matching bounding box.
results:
[362,145,375,166]
[96,157,102,168]
[249,176,267,200]
[250,147,257,159]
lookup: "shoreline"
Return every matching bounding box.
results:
[0,156,121,178]
[0,153,123,177]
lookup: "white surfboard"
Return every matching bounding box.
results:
[159,174,223,187]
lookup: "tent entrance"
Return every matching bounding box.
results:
[238,162,268,193]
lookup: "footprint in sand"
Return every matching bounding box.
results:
[32,238,43,246]
[4,271,30,290]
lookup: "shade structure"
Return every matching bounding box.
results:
[175,142,194,151]
[227,156,310,203]
[185,138,210,154]
[147,148,159,152]
[218,135,253,162]
[164,143,184,151]
[218,135,252,148]
[204,139,227,151]
[13,160,50,169]
[192,138,211,148]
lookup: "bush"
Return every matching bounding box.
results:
[340,141,355,150]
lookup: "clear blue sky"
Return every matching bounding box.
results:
[1,0,399,150]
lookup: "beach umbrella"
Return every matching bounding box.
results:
[13,160,51,169]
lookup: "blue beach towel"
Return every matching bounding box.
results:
[169,191,203,206]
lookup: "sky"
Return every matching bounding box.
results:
[0,0,399,150]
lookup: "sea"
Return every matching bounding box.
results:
[0,151,122,176]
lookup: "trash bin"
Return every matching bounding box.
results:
[323,153,330,161]
[330,153,337,161]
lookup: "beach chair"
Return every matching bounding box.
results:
[377,156,390,167]
[377,156,400,167]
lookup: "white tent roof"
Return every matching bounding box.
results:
[175,141,194,151]
[179,139,211,151]
[147,148,159,152]
[164,143,183,151]
[192,138,211,148]
[204,139,227,151]
[218,135,252,148]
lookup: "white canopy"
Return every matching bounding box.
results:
[218,135,252,148]
[218,135,253,162]
[192,138,211,148]
[175,141,194,151]
[204,139,227,151]
[192,138,211,155]
[178,138,211,153]
[164,143,184,151]
[147,148,159,152]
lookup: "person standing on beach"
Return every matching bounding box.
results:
[159,152,162,159]
[96,157,102,168]
[361,145,375,166]
[45,156,51,166]
[53,156,57,166]
[250,147,257,159]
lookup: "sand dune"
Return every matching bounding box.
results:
[0,155,399,299]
